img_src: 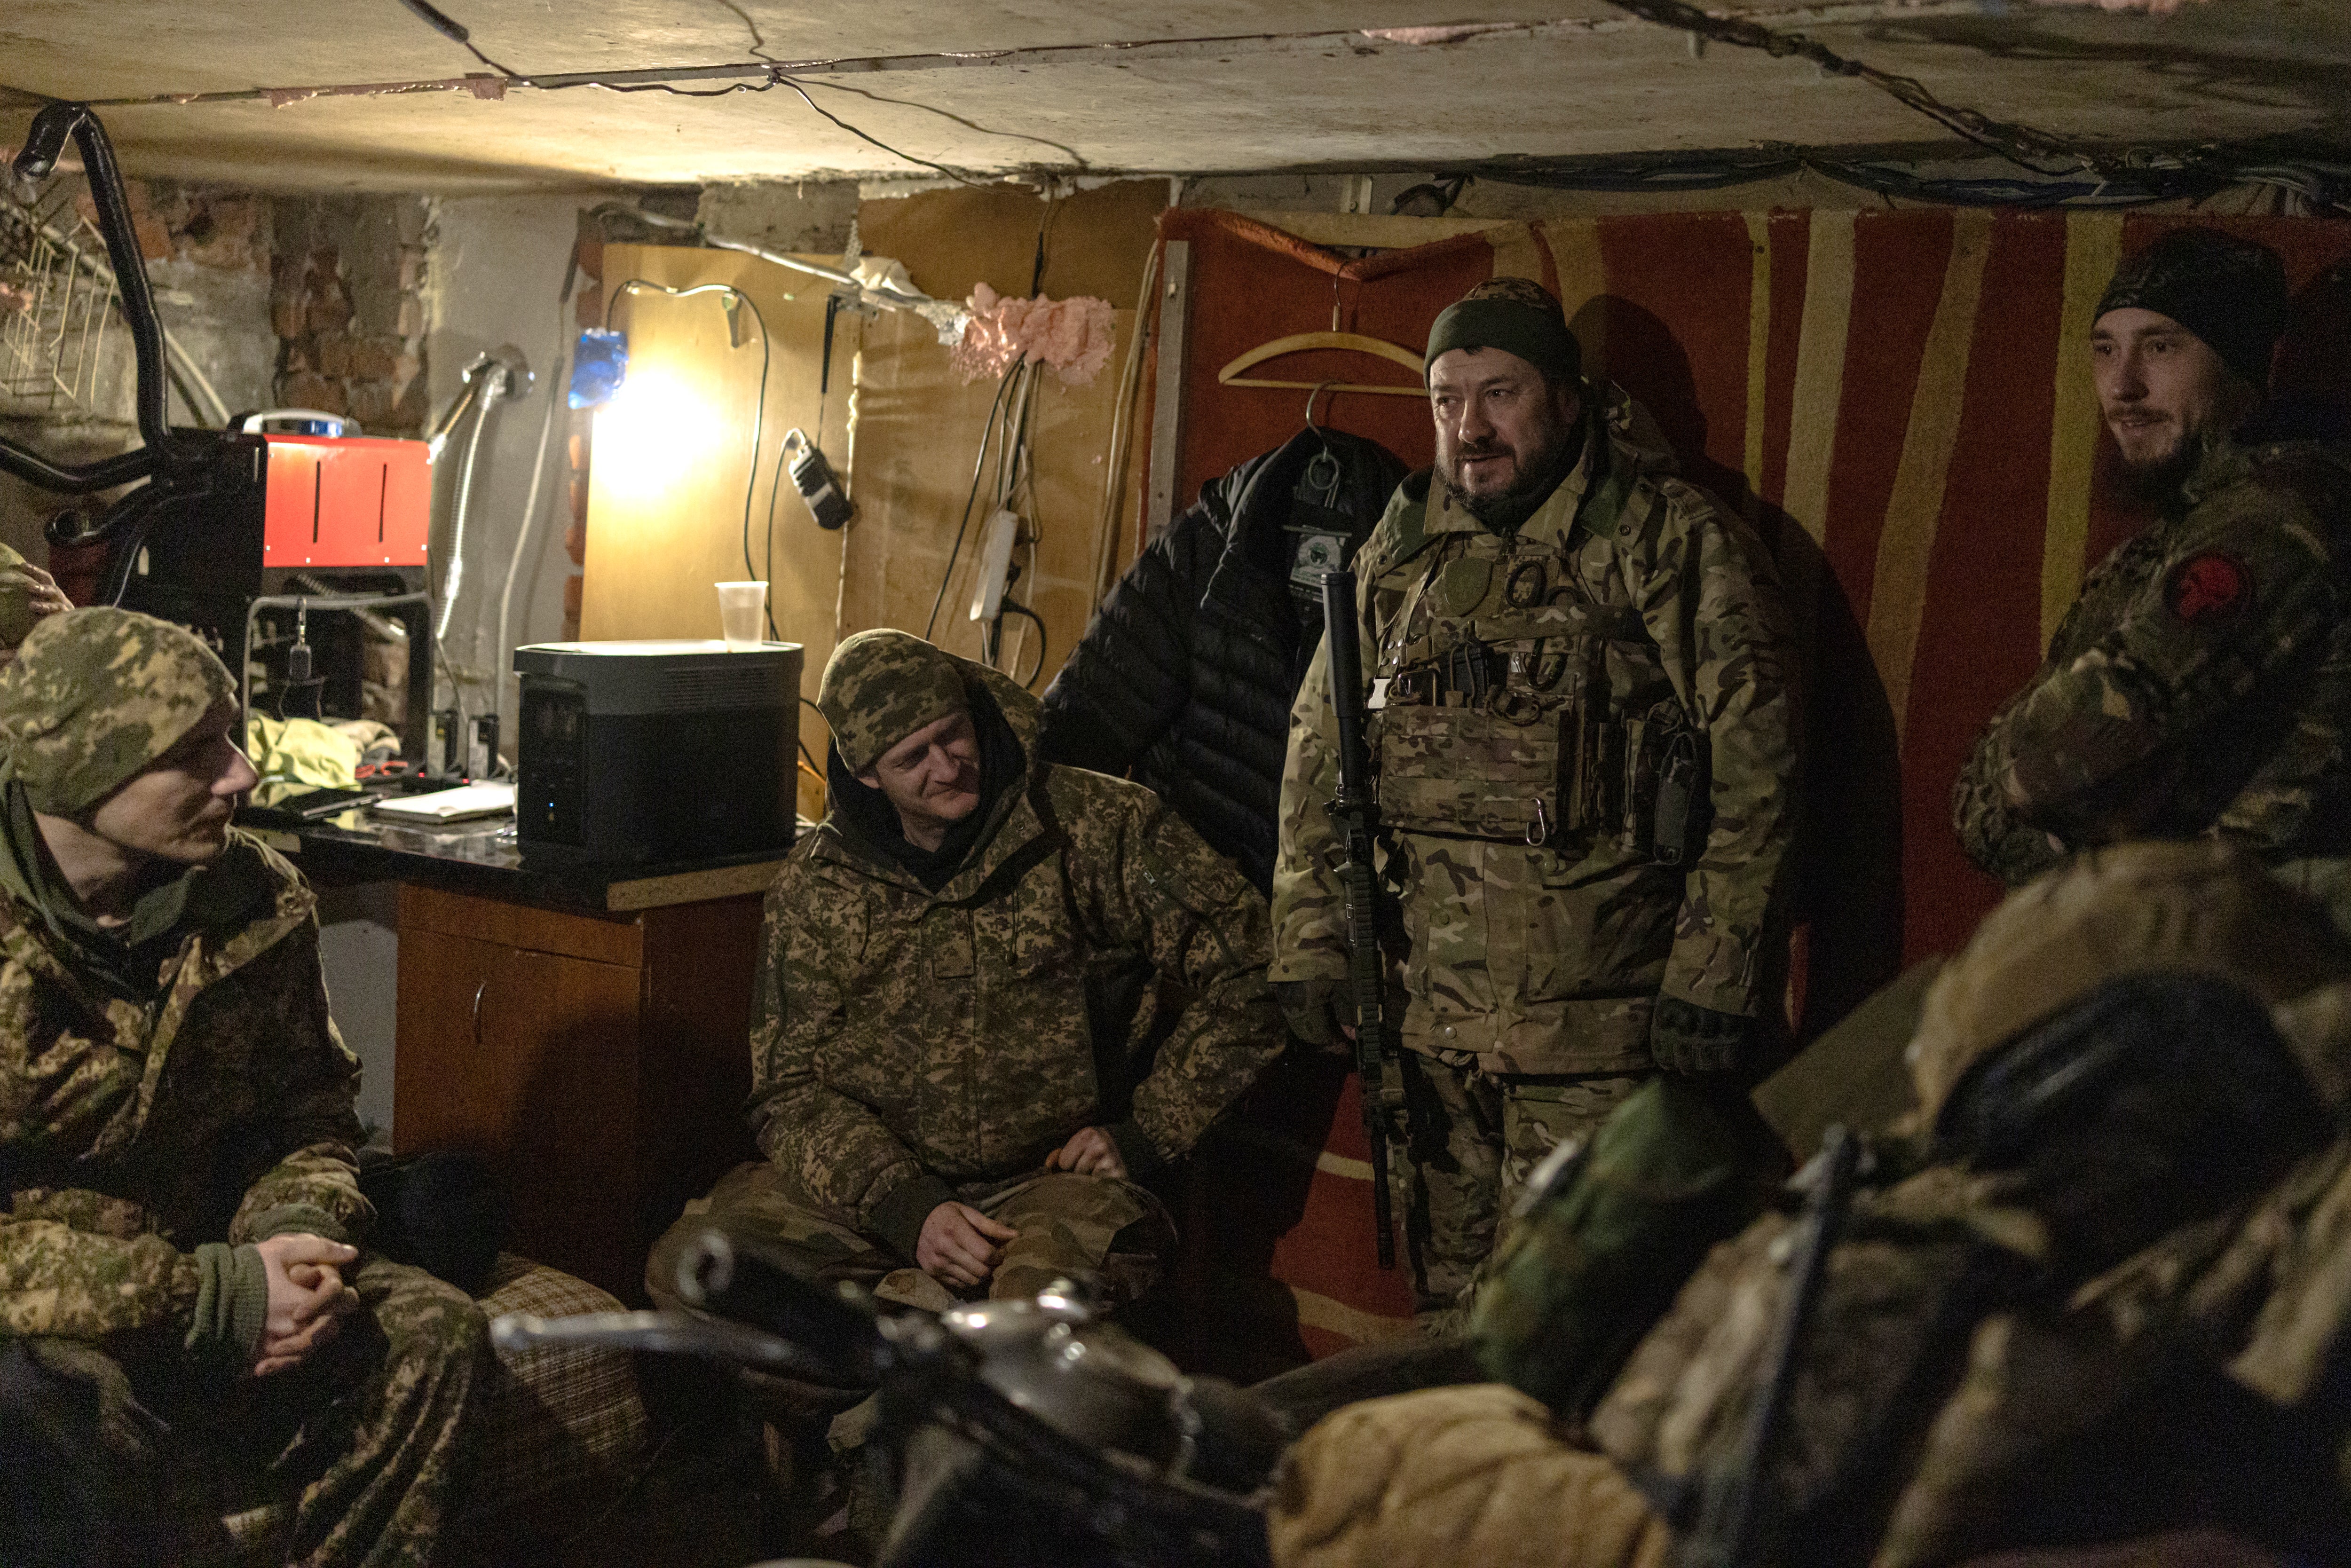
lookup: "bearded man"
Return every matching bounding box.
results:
[1268,277,1800,1318]
[1956,227,2351,885]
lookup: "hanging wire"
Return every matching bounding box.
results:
[772,76,994,188]
[604,279,774,606]
[394,0,520,78]
[924,362,1025,639]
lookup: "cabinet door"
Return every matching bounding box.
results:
[396,930,645,1298]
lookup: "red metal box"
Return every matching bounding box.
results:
[259,435,430,570]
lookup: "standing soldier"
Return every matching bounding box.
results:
[1957,227,2351,885]
[1270,278,1801,1317]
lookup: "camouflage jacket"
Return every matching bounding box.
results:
[1589,1136,2351,1566]
[0,827,370,1343]
[749,664,1284,1250]
[1956,438,2351,886]
[1270,386,1800,1074]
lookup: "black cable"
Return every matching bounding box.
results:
[1003,599,1048,689]
[801,77,1085,170]
[393,0,520,78]
[924,363,1023,640]
[604,280,773,615]
[773,75,992,189]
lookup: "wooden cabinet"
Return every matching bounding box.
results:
[393,883,764,1302]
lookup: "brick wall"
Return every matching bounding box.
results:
[268,196,432,437]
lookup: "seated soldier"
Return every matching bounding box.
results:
[648,629,1286,1316]
[1269,841,2351,1568]
[0,609,486,1568]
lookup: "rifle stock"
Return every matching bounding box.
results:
[1320,567,1399,1269]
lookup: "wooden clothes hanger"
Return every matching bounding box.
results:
[1217,330,1427,398]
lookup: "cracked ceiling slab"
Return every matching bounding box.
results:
[0,1,2342,191]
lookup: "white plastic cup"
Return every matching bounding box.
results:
[717,581,767,648]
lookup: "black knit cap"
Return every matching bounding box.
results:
[1425,276,1581,386]
[2096,227,2290,390]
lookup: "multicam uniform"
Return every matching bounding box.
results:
[0,826,485,1568]
[1956,437,2351,886]
[1271,385,1800,1312]
[1271,843,2351,1568]
[649,661,1286,1314]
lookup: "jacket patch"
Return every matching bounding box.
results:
[2164,552,2250,627]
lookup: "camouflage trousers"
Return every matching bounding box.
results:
[0,1256,486,1568]
[646,1158,1180,1317]
[1389,1050,1644,1318]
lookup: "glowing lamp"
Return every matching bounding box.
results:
[592,368,718,502]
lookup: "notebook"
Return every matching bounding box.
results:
[369,782,517,823]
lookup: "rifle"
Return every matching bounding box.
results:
[1320,567,1402,1269]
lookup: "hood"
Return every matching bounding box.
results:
[813,648,1046,894]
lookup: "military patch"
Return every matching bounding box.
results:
[2164,552,2250,627]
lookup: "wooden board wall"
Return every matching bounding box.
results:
[581,187,1161,815]
[579,242,858,818]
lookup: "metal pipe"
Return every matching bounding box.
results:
[14,104,178,470]
[493,347,565,748]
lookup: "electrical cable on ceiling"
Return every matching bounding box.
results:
[605,279,773,614]
[1594,0,2350,212]
[1452,143,2351,213]
[802,77,1087,171]
[393,0,519,78]
[772,76,991,188]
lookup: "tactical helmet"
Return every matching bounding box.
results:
[1907,841,2351,1130]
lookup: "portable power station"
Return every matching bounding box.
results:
[513,639,803,864]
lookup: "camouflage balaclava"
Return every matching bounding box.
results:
[0,607,237,815]
[1906,840,2351,1132]
[817,628,969,774]
[2095,227,2290,390]
[0,542,43,650]
[1424,276,1582,387]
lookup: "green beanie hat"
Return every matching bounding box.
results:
[1425,276,1581,387]
[0,607,237,815]
[817,628,969,774]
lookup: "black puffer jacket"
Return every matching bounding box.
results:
[1039,428,1408,894]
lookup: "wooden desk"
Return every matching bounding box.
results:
[252,808,793,1305]
[392,882,765,1303]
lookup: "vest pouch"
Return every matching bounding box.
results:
[1622,699,1705,866]
[1376,701,1569,843]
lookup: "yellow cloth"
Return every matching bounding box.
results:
[244,713,360,806]
[1267,1384,1673,1568]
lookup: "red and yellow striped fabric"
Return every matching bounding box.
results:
[1149,205,2351,1365]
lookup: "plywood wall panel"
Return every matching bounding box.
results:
[578,241,860,819]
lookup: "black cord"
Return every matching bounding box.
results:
[604,280,773,608]
[773,75,992,189]
[1003,599,1048,689]
[924,363,1022,640]
[801,77,1084,170]
[393,0,520,78]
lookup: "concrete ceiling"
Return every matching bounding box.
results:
[1,0,2345,192]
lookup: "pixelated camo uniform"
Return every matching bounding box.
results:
[0,825,483,1567]
[749,660,1288,1257]
[1955,437,2351,886]
[1270,383,1802,1074]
